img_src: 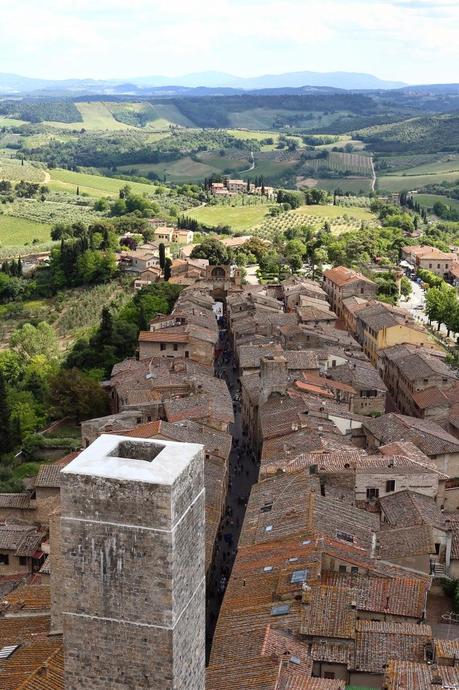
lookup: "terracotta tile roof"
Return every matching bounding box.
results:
[0,616,52,646]
[363,413,459,457]
[354,620,432,674]
[327,362,387,393]
[321,537,432,582]
[0,494,32,509]
[0,524,45,556]
[415,246,455,260]
[34,460,73,489]
[207,656,338,690]
[1,584,51,613]
[290,446,445,478]
[301,585,357,639]
[378,524,435,559]
[15,646,64,690]
[323,266,375,288]
[138,328,189,343]
[435,638,459,662]
[297,306,337,323]
[311,639,354,666]
[284,351,320,371]
[299,372,356,395]
[382,344,453,378]
[379,490,446,529]
[385,660,459,690]
[322,571,428,619]
[115,420,162,438]
[260,627,311,665]
[0,639,62,690]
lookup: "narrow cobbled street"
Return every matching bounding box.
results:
[205,318,260,660]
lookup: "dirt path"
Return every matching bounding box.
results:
[370,156,376,192]
[239,151,255,174]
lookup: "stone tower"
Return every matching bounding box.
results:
[60,435,205,690]
[260,355,288,405]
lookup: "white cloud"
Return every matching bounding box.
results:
[0,0,457,83]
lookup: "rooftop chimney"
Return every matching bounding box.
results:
[60,435,205,690]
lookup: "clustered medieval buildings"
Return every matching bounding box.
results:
[2,264,459,689]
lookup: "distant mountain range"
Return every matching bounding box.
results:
[0,70,407,95]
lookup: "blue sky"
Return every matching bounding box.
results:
[0,0,457,84]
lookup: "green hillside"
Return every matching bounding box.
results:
[356,114,459,153]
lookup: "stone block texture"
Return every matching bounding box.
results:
[61,435,205,690]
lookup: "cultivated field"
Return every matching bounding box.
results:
[119,156,222,183]
[48,168,157,197]
[307,151,373,176]
[298,176,373,194]
[0,214,51,246]
[42,101,194,132]
[46,102,134,131]
[4,198,102,225]
[185,204,271,231]
[0,157,48,183]
[186,201,376,236]
[252,204,377,241]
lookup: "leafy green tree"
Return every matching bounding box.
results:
[400,276,413,298]
[0,351,24,385]
[47,369,109,422]
[190,238,230,265]
[11,322,59,362]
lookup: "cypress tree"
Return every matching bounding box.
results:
[164,258,172,282]
[159,243,166,270]
[99,307,113,344]
[0,373,13,454]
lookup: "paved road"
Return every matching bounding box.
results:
[206,325,260,659]
[245,264,260,285]
[399,276,459,344]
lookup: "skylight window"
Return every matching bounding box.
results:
[336,530,354,543]
[291,569,308,584]
[290,656,301,665]
[263,566,273,572]
[265,525,273,532]
[0,645,19,659]
[271,604,290,616]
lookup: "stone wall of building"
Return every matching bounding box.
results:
[61,436,205,690]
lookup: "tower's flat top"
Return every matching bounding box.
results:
[62,435,203,485]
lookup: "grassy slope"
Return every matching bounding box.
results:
[0,157,47,183]
[0,116,27,127]
[296,205,374,221]
[415,194,459,212]
[378,171,459,193]
[185,204,271,231]
[0,215,51,245]
[48,168,156,197]
[118,157,222,183]
[2,100,193,132]
[185,202,374,232]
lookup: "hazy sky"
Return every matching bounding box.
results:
[0,0,457,84]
